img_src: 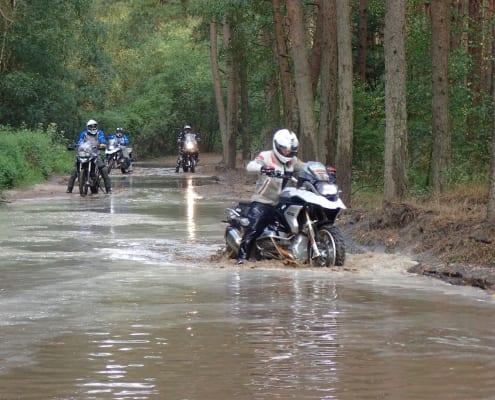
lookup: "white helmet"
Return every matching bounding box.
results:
[273,129,299,164]
[183,125,192,131]
[86,119,98,135]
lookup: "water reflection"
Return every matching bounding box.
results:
[185,176,197,242]
[229,272,341,398]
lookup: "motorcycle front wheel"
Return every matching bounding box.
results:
[309,225,346,267]
[107,158,115,174]
[78,169,88,197]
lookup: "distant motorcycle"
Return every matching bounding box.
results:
[105,138,132,174]
[77,142,104,196]
[224,161,346,267]
[178,133,199,173]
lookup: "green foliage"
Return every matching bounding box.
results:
[0,0,492,194]
[0,125,73,190]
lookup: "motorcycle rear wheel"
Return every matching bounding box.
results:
[310,225,345,267]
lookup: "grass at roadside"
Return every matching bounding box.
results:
[0,125,72,193]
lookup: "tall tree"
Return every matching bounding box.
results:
[286,0,317,160]
[209,21,228,164]
[384,0,408,202]
[318,0,338,165]
[223,17,238,169]
[272,0,298,130]
[430,0,451,193]
[358,0,368,81]
[239,33,250,161]
[467,0,483,139]
[310,0,323,95]
[489,17,495,222]
[489,108,495,222]
[335,0,353,205]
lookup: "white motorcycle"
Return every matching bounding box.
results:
[105,138,132,174]
[224,162,346,267]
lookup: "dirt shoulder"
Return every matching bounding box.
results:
[3,153,494,290]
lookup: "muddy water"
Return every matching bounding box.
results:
[0,166,494,400]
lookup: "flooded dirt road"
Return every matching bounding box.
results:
[0,166,494,399]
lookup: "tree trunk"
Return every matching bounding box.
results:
[483,0,494,93]
[335,0,353,205]
[358,0,368,82]
[488,19,495,222]
[489,110,495,222]
[286,0,317,160]
[468,0,483,106]
[239,41,250,161]
[318,0,338,165]
[0,0,15,73]
[310,0,323,96]
[262,71,281,148]
[209,21,227,163]
[384,0,408,202]
[223,18,237,169]
[431,0,451,193]
[272,0,298,130]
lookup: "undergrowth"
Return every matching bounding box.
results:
[0,125,72,191]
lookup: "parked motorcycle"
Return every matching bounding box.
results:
[224,161,346,267]
[77,142,104,196]
[105,138,132,174]
[178,133,199,173]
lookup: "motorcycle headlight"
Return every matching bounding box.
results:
[316,182,339,200]
[185,142,194,150]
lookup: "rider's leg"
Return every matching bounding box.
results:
[237,202,274,263]
[175,152,181,173]
[97,158,112,193]
[66,166,78,193]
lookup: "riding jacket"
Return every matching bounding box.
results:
[247,150,305,205]
[76,129,107,147]
[108,133,130,146]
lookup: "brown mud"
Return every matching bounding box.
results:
[3,153,494,290]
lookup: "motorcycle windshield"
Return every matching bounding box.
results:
[304,161,330,181]
[184,133,198,152]
[106,139,120,152]
[77,142,98,158]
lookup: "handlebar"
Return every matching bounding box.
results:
[261,168,296,182]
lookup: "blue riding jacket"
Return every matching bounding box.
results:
[107,133,130,146]
[76,129,107,146]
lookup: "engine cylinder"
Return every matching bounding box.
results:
[225,226,242,251]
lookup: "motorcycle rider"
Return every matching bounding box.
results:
[108,127,133,172]
[237,129,305,264]
[175,124,200,173]
[66,119,112,194]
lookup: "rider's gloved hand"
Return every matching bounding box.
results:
[261,166,275,176]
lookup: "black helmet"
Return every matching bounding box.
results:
[116,127,124,137]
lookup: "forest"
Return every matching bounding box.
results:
[0,0,494,221]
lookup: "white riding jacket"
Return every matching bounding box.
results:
[247,150,305,205]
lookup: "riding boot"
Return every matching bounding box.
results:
[66,168,77,193]
[175,155,181,173]
[100,165,112,193]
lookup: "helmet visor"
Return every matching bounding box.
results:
[276,143,298,157]
[87,124,97,133]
